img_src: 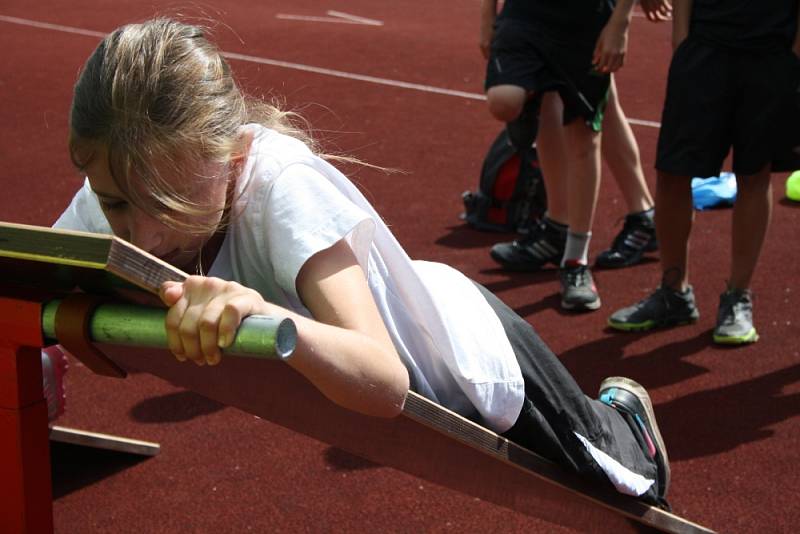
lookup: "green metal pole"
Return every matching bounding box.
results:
[41,300,296,360]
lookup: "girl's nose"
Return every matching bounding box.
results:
[127,209,164,253]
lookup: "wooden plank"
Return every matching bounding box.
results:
[102,344,715,534]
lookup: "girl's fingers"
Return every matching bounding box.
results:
[217,295,255,350]
[164,276,260,367]
[164,289,189,360]
[177,302,205,364]
[160,280,184,306]
[196,300,229,366]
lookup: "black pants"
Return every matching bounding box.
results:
[473,283,661,505]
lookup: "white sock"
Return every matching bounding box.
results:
[561,230,591,266]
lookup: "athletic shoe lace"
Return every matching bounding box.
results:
[564,265,590,287]
[718,290,751,326]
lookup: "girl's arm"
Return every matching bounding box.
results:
[160,238,409,418]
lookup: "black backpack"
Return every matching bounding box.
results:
[462,128,547,233]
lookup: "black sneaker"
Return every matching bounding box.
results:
[596,211,658,269]
[490,218,566,272]
[608,285,699,331]
[713,288,759,345]
[560,261,601,311]
[599,377,671,506]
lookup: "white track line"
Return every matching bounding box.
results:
[0,14,105,38]
[275,14,381,26]
[628,118,661,128]
[326,10,383,25]
[221,50,485,100]
[0,14,661,128]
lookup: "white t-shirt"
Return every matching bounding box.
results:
[54,125,525,432]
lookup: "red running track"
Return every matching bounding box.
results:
[1,1,798,532]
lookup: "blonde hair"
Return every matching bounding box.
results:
[69,18,326,232]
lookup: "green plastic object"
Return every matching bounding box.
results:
[787,171,800,202]
[41,299,297,360]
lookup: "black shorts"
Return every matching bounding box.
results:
[484,19,610,131]
[656,37,800,177]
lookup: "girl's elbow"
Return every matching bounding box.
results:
[376,368,410,418]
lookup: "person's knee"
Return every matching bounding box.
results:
[486,86,527,122]
[565,121,600,159]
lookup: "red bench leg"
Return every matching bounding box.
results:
[0,297,53,534]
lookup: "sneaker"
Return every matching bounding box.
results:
[490,218,566,271]
[608,285,699,331]
[713,288,759,345]
[41,345,68,422]
[595,211,657,269]
[560,261,601,311]
[599,377,670,504]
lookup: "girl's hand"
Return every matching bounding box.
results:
[640,0,672,23]
[593,21,629,74]
[160,276,268,366]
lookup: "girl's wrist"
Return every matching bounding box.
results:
[606,14,631,34]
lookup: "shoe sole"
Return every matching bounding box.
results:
[607,314,698,332]
[595,249,646,270]
[599,376,670,497]
[713,328,759,345]
[489,250,560,272]
[562,297,601,311]
[595,238,658,269]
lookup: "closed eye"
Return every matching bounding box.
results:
[99,198,128,211]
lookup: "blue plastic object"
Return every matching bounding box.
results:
[692,172,737,210]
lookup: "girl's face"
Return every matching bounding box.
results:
[80,143,231,272]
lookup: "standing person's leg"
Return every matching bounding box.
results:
[483,18,573,272]
[601,77,654,214]
[563,120,602,239]
[537,92,570,224]
[596,77,658,269]
[559,120,603,310]
[729,166,772,290]
[473,283,669,507]
[608,172,699,330]
[712,163,772,345]
[608,38,728,332]
[654,172,694,292]
[489,92,571,271]
[713,43,798,345]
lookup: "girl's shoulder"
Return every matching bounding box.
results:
[244,124,317,170]
[239,124,336,200]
